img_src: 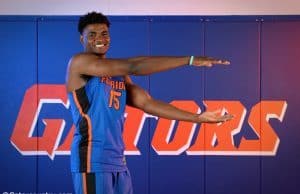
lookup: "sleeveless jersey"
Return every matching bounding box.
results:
[68,76,127,172]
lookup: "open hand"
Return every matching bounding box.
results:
[192,56,230,67]
[198,109,233,123]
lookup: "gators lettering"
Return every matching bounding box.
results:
[10,84,287,159]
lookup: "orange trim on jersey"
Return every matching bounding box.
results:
[72,91,92,172]
[82,173,87,194]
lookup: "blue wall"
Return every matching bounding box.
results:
[0,16,299,194]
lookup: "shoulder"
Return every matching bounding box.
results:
[68,53,99,73]
[124,75,133,84]
[66,53,93,92]
[69,53,97,65]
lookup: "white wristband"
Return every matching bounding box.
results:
[189,56,194,66]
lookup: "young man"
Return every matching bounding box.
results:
[66,12,233,194]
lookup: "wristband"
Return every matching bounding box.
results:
[189,56,194,66]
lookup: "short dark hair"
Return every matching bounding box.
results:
[78,12,111,34]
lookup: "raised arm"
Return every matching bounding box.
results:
[125,76,233,123]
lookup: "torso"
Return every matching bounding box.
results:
[68,76,127,172]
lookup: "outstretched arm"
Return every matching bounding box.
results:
[68,53,230,78]
[125,76,233,123]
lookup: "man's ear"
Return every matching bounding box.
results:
[80,35,84,44]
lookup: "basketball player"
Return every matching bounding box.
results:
[66,11,233,194]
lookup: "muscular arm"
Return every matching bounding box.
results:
[66,53,191,91]
[68,53,230,77]
[125,76,233,123]
[68,53,191,77]
[66,53,229,91]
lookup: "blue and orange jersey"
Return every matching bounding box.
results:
[68,76,127,172]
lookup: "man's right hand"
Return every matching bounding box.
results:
[192,56,230,67]
[197,109,234,123]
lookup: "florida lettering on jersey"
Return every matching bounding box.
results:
[100,76,126,90]
[100,76,126,110]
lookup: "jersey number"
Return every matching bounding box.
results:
[109,90,122,110]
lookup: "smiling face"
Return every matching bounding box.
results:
[80,23,111,58]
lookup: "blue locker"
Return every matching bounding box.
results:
[205,21,260,194]
[149,17,205,194]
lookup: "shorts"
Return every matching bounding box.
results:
[72,170,133,194]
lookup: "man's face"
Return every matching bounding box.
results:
[80,23,110,57]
